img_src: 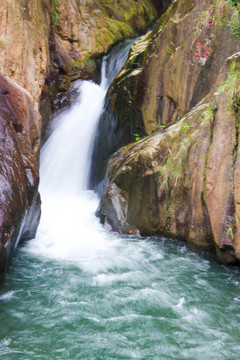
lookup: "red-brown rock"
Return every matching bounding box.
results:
[0,75,41,281]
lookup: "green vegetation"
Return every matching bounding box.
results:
[218,62,240,112]
[221,0,240,39]
[157,115,166,130]
[133,133,141,141]
[227,226,234,239]
[195,0,240,39]
[51,0,60,28]
[221,9,240,39]
[161,136,190,190]
[200,105,218,124]
[229,0,240,10]
[180,124,191,134]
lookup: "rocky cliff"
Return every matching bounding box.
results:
[0,0,157,280]
[97,0,240,264]
[40,0,158,129]
[0,75,41,281]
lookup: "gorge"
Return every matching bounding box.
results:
[0,0,240,358]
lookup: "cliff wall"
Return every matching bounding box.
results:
[98,0,240,264]
[0,0,157,279]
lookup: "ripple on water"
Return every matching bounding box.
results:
[1,236,240,360]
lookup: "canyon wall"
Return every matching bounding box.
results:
[0,0,157,279]
[97,0,240,264]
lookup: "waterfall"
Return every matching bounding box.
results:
[25,39,135,269]
[3,38,240,360]
[40,39,134,195]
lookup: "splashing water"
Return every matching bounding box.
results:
[1,39,240,360]
[26,39,136,272]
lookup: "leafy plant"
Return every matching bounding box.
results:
[162,179,169,191]
[195,6,214,31]
[180,124,191,134]
[220,0,240,39]
[160,137,189,189]
[218,62,240,111]
[222,11,240,39]
[229,0,240,10]
[133,133,141,141]
[200,107,216,124]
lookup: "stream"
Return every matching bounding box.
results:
[1,39,240,360]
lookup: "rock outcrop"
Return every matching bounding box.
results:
[91,0,240,188]
[0,75,41,281]
[0,0,51,104]
[40,0,158,127]
[0,0,157,280]
[98,0,240,264]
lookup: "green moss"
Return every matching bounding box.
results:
[105,18,134,41]
[124,4,144,23]
[99,0,156,29]
[157,2,175,30]
[71,58,97,76]
[95,28,115,51]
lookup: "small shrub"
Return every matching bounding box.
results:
[133,133,141,141]
[218,62,240,111]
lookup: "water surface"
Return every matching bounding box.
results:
[1,37,240,360]
[1,236,240,359]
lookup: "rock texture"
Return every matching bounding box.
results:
[40,0,158,127]
[0,75,41,281]
[0,0,157,120]
[0,0,51,104]
[0,0,157,280]
[98,0,240,264]
[91,0,240,188]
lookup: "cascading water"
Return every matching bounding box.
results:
[25,39,137,270]
[40,39,134,195]
[1,38,240,360]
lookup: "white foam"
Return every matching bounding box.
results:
[0,291,15,301]
[25,42,140,275]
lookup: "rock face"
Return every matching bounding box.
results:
[91,0,240,188]
[0,0,157,280]
[98,0,240,264]
[0,0,157,126]
[0,75,41,281]
[0,0,51,104]
[0,0,50,280]
[40,0,158,128]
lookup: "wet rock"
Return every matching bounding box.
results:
[0,75,41,281]
[0,0,158,280]
[40,0,158,134]
[99,52,240,264]
[92,0,240,189]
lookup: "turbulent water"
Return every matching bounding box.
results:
[1,39,240,360]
